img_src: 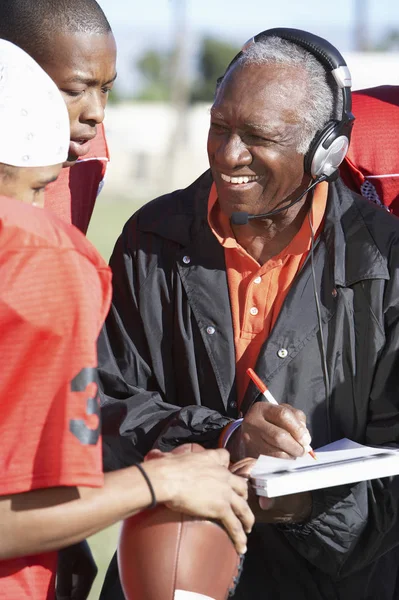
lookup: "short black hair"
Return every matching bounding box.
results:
[0,0,112,61]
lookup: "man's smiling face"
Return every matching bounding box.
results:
[207,62,311,220]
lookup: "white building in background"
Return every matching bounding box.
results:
[103,102,211,200]
[347,52,399,89]
[103,52,399,201]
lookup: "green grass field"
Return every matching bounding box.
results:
[86,193,145,600]
[87,194,144,263]
[87,525,120,599]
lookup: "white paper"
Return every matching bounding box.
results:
[250,438,398,477]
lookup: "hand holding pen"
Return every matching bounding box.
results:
[247,369,317,460]
[227,369,316,463]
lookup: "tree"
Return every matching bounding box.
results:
[133,36,240,103]
[135,49,171,102]
[191,37,240,102]
[106,87,123,105]
[376,29,399,51]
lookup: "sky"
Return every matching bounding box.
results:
[97,0,399,95]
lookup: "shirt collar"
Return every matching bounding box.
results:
[207,181,329,257]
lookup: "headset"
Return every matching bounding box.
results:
[219,27,355,181]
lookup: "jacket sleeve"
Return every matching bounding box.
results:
[98,225,232,470]
[281,292,399,579]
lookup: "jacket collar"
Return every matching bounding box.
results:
[138,170,389,286]
[323,178,389,286]
[137,171,212,247]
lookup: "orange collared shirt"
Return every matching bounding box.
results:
[208,182,328,408]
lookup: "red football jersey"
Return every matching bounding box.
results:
[44,122,109,233]
[0,195,112,599]
[340,86,399,215]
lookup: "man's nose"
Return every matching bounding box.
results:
[81,90,105,125]
[216,133,252,169]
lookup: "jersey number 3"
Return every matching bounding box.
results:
[69,367,101,445]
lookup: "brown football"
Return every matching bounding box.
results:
[118,443,243,600]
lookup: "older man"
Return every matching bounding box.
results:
[99,29,399,600]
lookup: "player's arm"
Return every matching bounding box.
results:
[0,243,252,559]
[0,448,253,559]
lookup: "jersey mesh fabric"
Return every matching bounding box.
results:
[0,195,112,599]
[44,123,109,233]
[340,86,399,215]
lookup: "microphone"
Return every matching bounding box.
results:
[230,175,327,226]
[230,211,250,226]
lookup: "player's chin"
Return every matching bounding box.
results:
[63,154,79,168]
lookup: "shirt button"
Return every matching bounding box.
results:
[277,348,288,358]
[229,400,237,409]
[254,276,262,284]
[206,326,215,335]
[182,255,191,264]
[250,307,259,316]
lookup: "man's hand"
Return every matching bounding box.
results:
[144,447,255,555]
[228,401,312,461]
[230,457,312,524]
[56,540,97,600]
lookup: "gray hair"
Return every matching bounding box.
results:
[224,36,342,154]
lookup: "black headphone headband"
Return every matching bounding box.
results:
[220,27,355,179]
[254,28,346,71]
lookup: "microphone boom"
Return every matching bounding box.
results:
[230,176,326,226]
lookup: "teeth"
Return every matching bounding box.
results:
[220,173,259,184]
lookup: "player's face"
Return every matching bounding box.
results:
[40,32,117,167]
[0,164,62,207]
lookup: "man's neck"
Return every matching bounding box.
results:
[231,194,311,265]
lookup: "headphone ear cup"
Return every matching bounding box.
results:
[305,121,350,179]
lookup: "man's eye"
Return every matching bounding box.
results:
[210,122,228,133]
[62,89,84,98]
[247,133,273,144]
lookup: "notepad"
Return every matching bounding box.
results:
[250,438,399,498]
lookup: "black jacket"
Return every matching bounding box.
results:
[99,171,399,599]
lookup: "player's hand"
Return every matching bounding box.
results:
[230,457,312,524]
[145,447,254,555]
[56,540,97,600]
[230,402,312,460]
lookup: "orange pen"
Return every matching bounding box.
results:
[247,368,317,460]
